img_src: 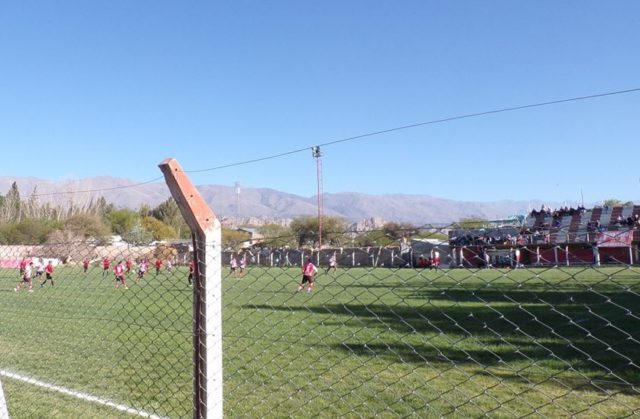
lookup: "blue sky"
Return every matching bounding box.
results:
[1,1,639,204]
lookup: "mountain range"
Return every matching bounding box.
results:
[0,176,559,225]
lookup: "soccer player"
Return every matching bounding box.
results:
[229,255,238,277]
[238,254,246,276]
[102,257,111,277]
[326,253,337,274]
[15,261,34,292]
[155,258,163,275]
[34,258,45,281]
[18,257,28,277]
[136,259,148,283]
[114,260,128,289]
[187,260,195,286]
[82,257,90,273]
[41,260,55,287]
[432,250,441,271]
[297,258,318,293]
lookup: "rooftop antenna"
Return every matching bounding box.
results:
[312,146,323,249]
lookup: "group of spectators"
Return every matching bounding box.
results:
[450,233,523,247]
[529,205,586,219]
[451,204,640,249]
[613,213,640,228]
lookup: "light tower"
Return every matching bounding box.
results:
[234,181,241,227]
[312,146,323,249]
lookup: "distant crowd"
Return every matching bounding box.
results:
[529,205,586,219]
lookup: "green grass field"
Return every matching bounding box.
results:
[1,264,640,417]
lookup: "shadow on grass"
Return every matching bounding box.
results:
[245,286,640,395]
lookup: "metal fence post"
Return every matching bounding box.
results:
[158,158,222,419]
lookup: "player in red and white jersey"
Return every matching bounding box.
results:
[114,260,128,289]
[102,257,111,277]
[15,261,34,292]
[18,257,28,277]
[229,256,238,277]
[40,260,55,287]
[432,250,441,271]
[136,259,148,283]
[238,254,246,276]
[297,258,318,293]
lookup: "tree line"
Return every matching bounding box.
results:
[0,182,450,248]
[0,182,189,245]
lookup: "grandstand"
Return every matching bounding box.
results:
[450,205,640,267]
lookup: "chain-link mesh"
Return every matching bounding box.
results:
[222,217,639,417]
[0,239,194,418]
[2,205,640,417]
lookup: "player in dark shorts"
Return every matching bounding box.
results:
[40,260,55,287]
[102,257,110,277]
[297,258,318,293]
[114,260,128,289]
[188,260,195,286]
[34,258,45,280]
[15,261,34,292]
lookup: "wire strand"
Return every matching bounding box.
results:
[184,87,640,173]
[13,86,640,198]
[28,176,165,198]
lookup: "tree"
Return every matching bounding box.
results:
[93,196,113,219]
[151,198,190,239]
[141,216,178,241]
[353,230,389,247]
[105,208,139,236]
[0,181,21,222]
[382,222,418,241]
[122,221,154,245]
[63,214,111,242]
[258,224,295,248]
[222,228,251,251]
[289,216,346,248]
[0,218,58,245]
[603,198,634,207]
[352,222,418,247]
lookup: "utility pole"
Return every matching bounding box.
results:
[234,181,241,228]
[312,146,323,249]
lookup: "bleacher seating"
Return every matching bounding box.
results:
[523,205,638,245]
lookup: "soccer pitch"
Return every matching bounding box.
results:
[1,265,639,417]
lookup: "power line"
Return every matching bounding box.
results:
[27,176,165,198]
[184,87,640,173]
[13,86,640,198]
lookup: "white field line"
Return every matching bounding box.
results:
[0,377,9,419]
[0,369,167,419]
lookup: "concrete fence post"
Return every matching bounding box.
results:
[158,158,222,419]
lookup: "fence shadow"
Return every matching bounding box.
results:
[245,285,640,395]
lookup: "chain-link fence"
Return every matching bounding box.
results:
[220,227,640,417]
[0,240,194,418]
[1,164,639,418]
